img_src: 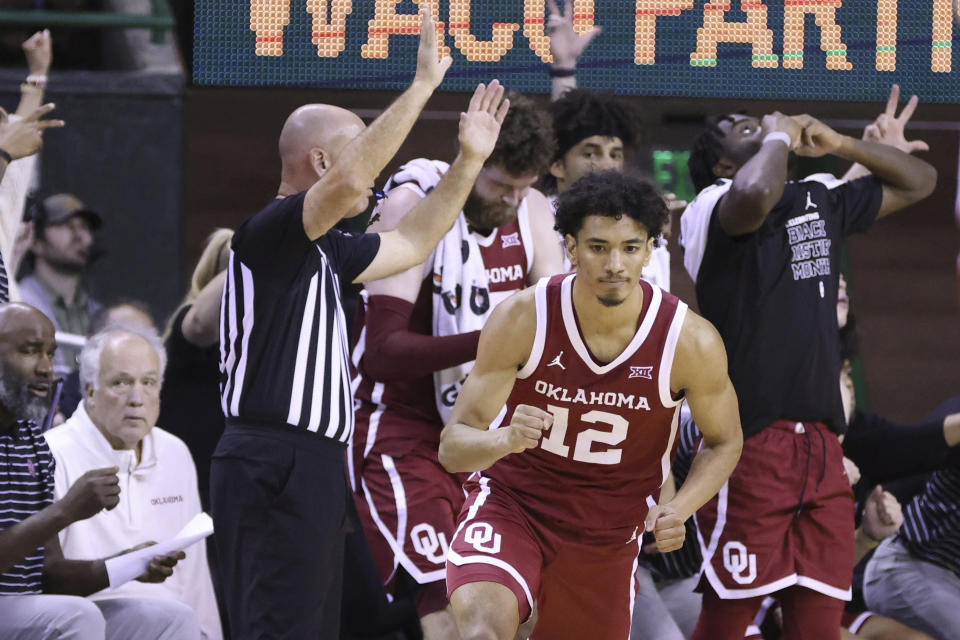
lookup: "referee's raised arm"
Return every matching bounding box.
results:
[292,8,452,239]
[353,80,511,284]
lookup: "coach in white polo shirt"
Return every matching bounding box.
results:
[44,325,222,639]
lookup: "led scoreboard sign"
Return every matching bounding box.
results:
[194,1,960,103]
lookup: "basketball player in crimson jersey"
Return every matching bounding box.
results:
[350,93,561,639]
[438,172,744,640]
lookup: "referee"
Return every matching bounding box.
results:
[210,10,511,639]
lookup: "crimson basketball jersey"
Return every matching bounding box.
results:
[352,208,535,464]
[483,273,687,545]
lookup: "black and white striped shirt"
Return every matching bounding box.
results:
[899,467,960,579]
[0,420,55,594]
[0,248,9,303]
[219,192,380,443]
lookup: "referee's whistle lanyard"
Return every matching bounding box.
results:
[795,423,827,518]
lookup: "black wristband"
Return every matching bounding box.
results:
[0,148,12,165]
[548,65,577,78]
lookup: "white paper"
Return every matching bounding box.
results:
[104,512,214,589]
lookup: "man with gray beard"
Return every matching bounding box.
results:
[0,302,190,639]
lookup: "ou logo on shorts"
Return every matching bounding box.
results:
[411,523,450,565]
[722,541,757,585]
[464,522,502,554]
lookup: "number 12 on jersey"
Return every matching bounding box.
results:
[539,405,628,465]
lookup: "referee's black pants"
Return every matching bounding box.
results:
[211,422,349,640]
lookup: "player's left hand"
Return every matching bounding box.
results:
[792,114,845,157]
[644,504,685,552]
[458,80,510,162]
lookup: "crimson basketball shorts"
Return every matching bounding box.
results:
[354,442,466,617]
[743,599,875,638]
[694,420,854,601]
[446,476,644,640]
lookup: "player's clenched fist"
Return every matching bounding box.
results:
[644,504,686,553]
[58,466,121,522]
[501,404,552,454]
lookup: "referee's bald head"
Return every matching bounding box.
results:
[278,104,366,191]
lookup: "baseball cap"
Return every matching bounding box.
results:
[37,193,103,230]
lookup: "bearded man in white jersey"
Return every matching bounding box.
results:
[350,92,562,639]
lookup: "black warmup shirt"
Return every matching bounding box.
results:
[680,175,882,439]
[219,192,380,443]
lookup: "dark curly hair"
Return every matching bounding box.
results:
[486,92,556,177]
[688,114,735,192]
[550,89,639,160]
[555,171,668,242]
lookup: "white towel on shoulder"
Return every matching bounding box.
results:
[432,213,492,424]
[375,158,492,424]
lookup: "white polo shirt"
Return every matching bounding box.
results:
[45,403,222,640]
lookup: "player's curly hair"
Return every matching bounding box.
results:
[486,92,557,177]
[555,171,668,241]
[550,89,639,160]
[688,114,734,192]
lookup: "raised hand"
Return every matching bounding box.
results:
[501,404,552,455]
[22,30,52,77]
[413,8,453,90]
[0,103,65,160]
[792,114,844,157]
[458,80,510,162]
[862,485,903,542]
[862,84,929,155]
[547,0,601,68]
[58,467,120,522]
[644,504,685,552]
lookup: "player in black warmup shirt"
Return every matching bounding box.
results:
[679,111,936,640]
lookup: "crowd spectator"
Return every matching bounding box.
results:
[0,302,190,639]
[18,192,104,375]
[159,228,233,634]
[160,227,232,509]
[44,325,221,638]
[1,30,62,304]
[58,298,156,419]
